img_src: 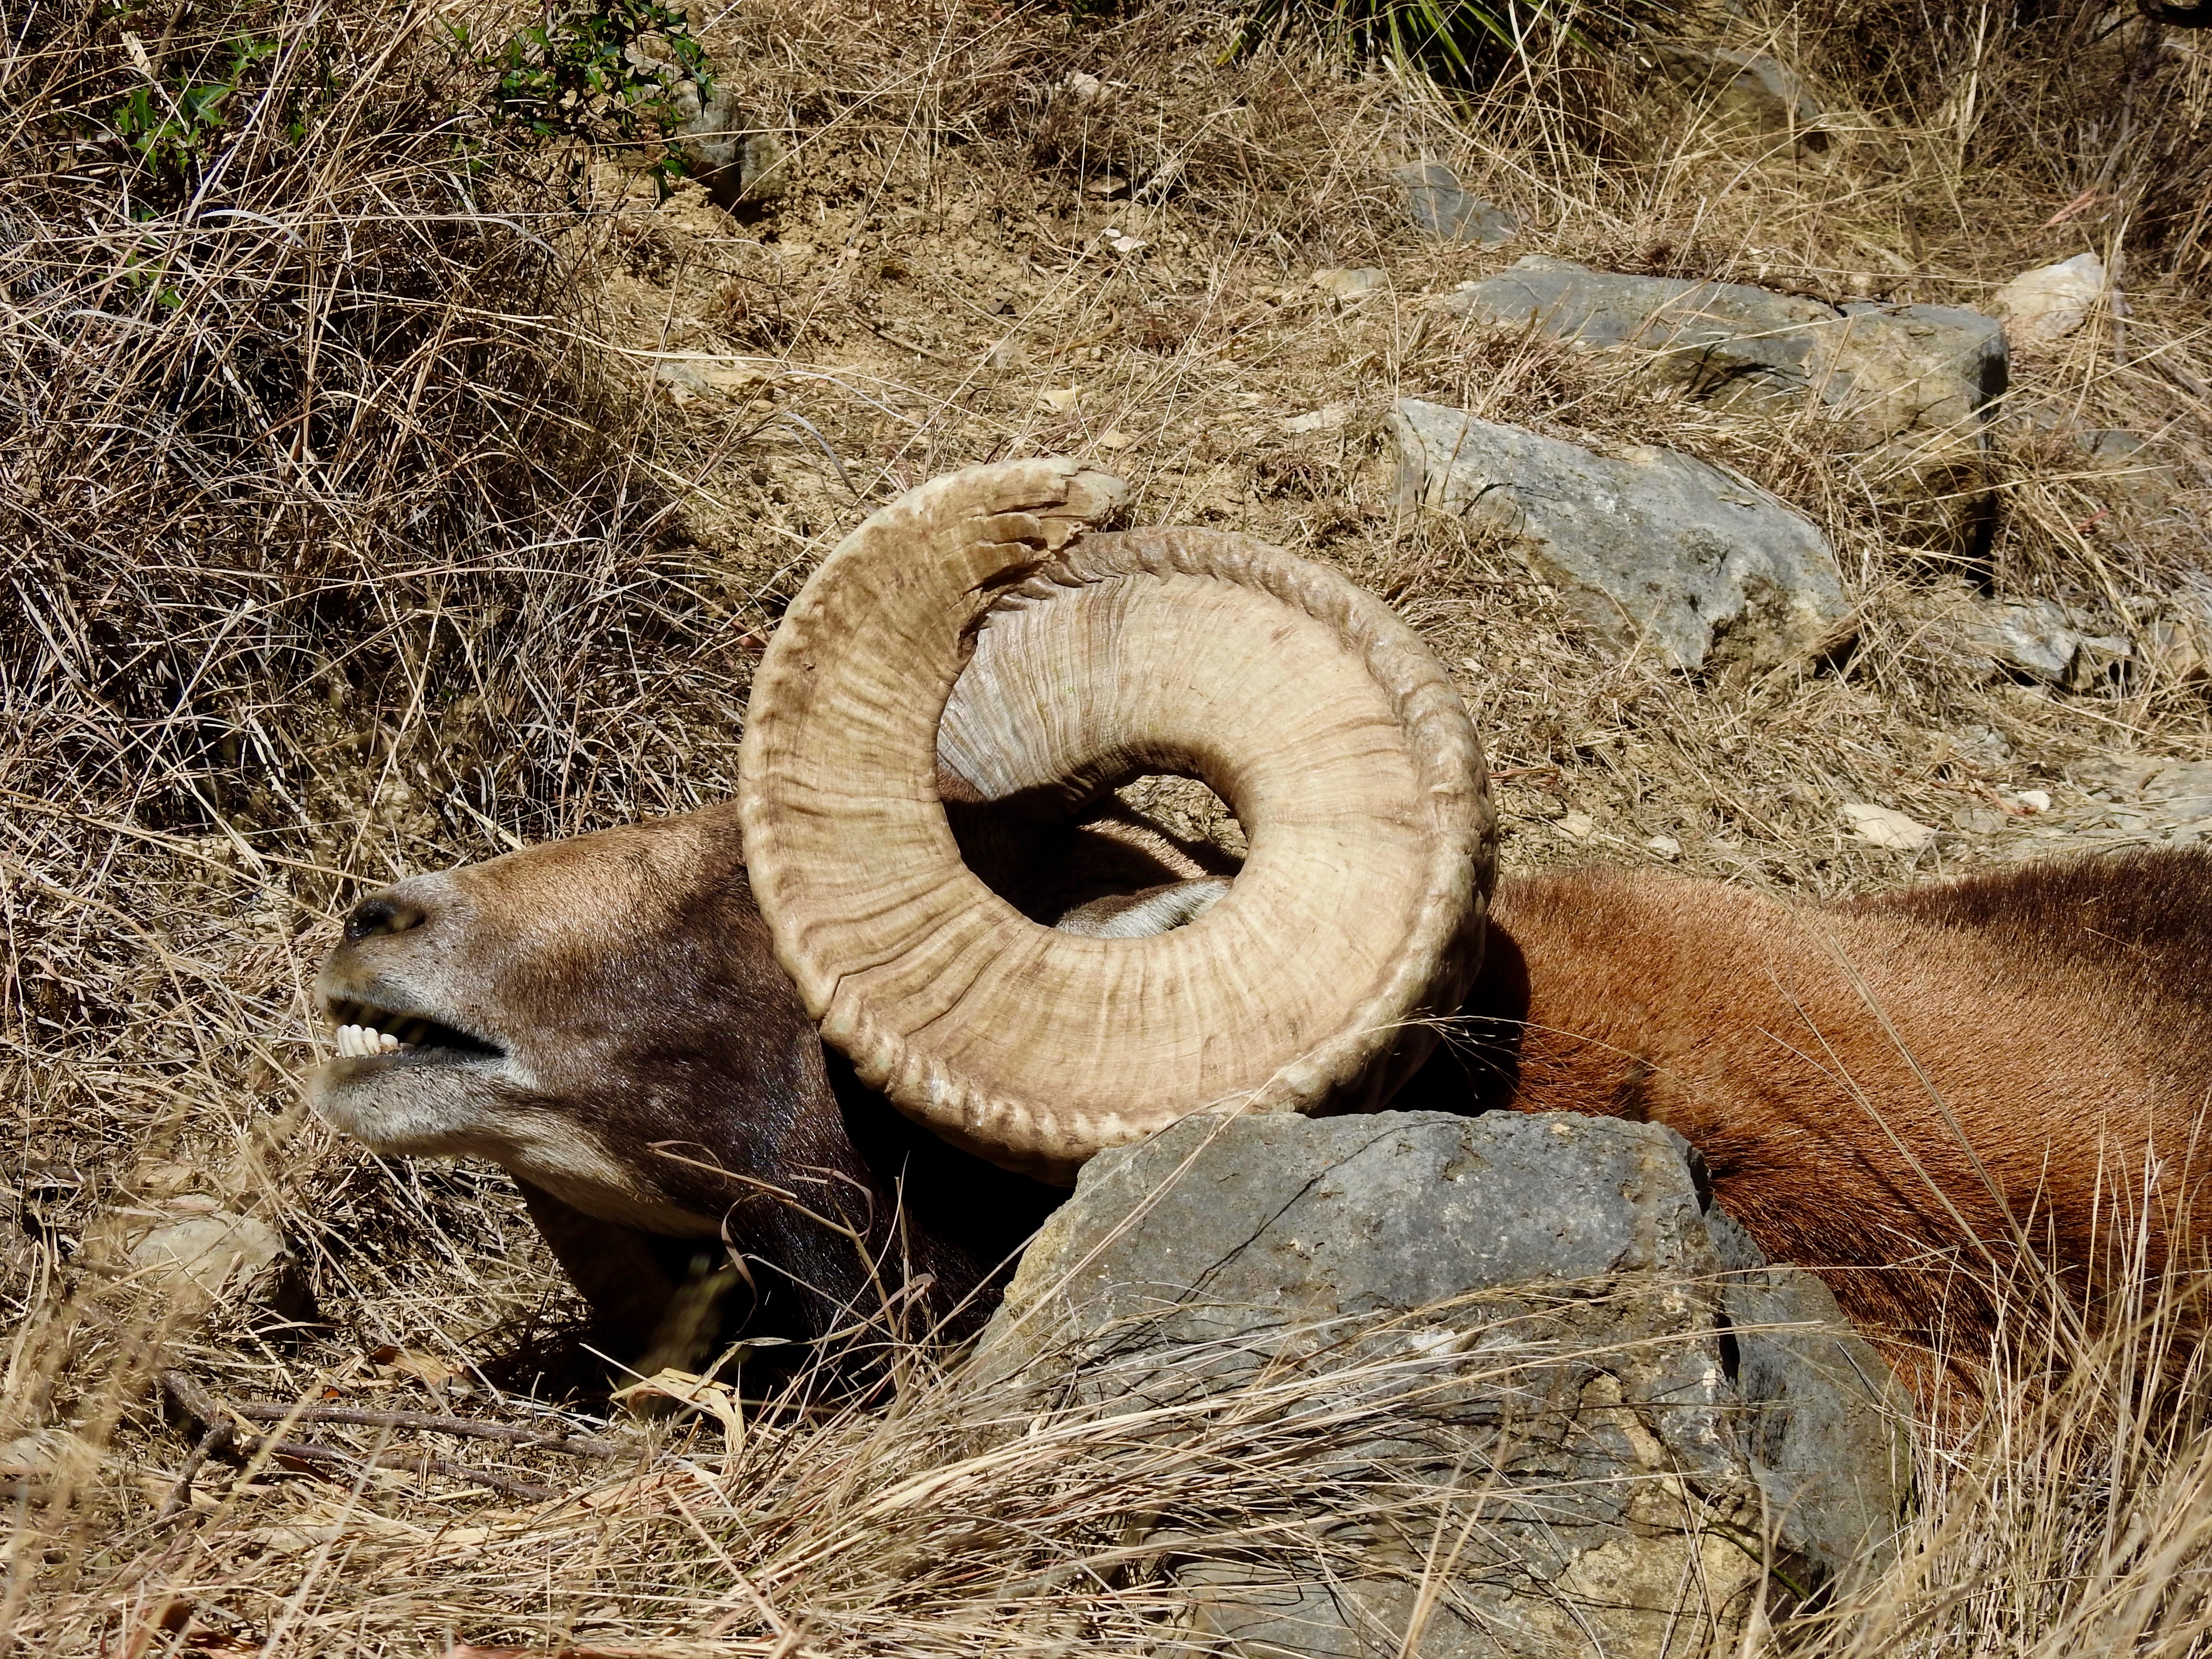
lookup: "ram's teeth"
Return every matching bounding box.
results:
[378,1030,399,1054]
[335,1024,356,1057]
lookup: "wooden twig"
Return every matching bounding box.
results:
[158,1371,571,1507]
[156,1422,234,1520]
[214,1400,632,1458]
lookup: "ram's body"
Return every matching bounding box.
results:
[313,806,2212,1367]
[308,462,2212,1387]
[1412,852,2212,1348]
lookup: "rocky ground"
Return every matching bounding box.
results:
[5,1,2212,1654]
[570,2,2210,904]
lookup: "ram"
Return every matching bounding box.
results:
[312,460,2212,1379]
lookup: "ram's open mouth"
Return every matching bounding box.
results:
[325,998,503,1062]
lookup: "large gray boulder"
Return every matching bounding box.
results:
[975,1112,1908,1659]
[1391,398,1848,671]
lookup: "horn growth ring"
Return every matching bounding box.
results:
[738,460,1494,1183]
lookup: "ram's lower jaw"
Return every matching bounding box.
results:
[307,1063,721,1236]
[310,1039,519,1159]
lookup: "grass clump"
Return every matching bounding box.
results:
[1228,0,1674,90]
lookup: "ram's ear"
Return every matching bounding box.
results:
[737,461,1495,1184]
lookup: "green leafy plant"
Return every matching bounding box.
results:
[105,32,292,190]
[485,0,713,182]
[1229,0,1667,88]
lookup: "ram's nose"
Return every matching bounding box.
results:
[344,894,428,941]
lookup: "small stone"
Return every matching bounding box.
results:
[1282,402,1351,434]
[1844,803,1935,851]
[984,337,1027,371]
[1100,226,1148,254]
[1,1429,101,1494]
[1395,162,1519,246]
[1556,811,1596,842]
[652,355,769,403]
[1094,428,1135,450]
[2012,789,2053,814]
[1992,253,2108,349]
[671,83,788,208]
[1064,71,1103,101]
[1961,598,2081,684]
[1957,807,2011,835]
[1645,834,1683,859]
[1039,386,1082,412]
[1655,45,1825,144]
[123,1209,309,1318]
[1311,266,1388,301]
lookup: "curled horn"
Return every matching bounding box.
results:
[737,459,1495,1182]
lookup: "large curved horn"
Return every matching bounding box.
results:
[737,459,1493,1182]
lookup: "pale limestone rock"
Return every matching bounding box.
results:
[123,1208,307,1318]
[1991,253,2108,349]
[1312,266,1388,301]
[1844,803,1935,851]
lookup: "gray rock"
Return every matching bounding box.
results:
[1962,598,2080,683]
[1445,259,2005,558]
[2070,757,2212,835]
[1391,398,1848,671]
[1447,258,2004,445]
[1396,162,1518,247]
[1832,302,2008,447]
[978,1112,1906,1659]
[1958,598,2132,690]
[1447,257,1837,410]
[1654,45,1825,146]
[671,82,788,207]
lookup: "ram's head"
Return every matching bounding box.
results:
[312,460,1497,1283]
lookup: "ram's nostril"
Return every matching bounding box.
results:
[345,897,426,942]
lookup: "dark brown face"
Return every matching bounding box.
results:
[309,804,839,1238]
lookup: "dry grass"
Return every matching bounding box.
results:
[5,0,2212,1652]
